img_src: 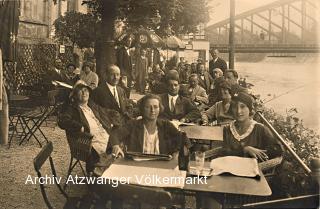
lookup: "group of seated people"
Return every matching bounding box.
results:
[57,63,283,208]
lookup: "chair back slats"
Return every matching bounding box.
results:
[66,134,93,162]
[34,141,53,171]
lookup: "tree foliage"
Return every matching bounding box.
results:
[53,11,96,48]
[83,0,209,36]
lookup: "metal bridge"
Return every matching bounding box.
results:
[205,0,319,53]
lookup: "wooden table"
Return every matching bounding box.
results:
[94,157,272,203]
[184,161,271,196]
[179,125,223,141]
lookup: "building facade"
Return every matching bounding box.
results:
[18,0,88,43]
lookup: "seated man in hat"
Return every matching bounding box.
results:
[159,70,201,123]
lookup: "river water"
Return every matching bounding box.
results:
[233,54,320,133]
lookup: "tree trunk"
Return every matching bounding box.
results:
[95,0,118,82]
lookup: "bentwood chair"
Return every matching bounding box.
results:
[64,133,93,190]
[33,141,97,209]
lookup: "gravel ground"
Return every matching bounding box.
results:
[0,124,196,209]
[0,126,88,209]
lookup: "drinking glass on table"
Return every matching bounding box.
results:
[195,151,205,174]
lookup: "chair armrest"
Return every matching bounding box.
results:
[258,156,283,173]
[204,146,223,159]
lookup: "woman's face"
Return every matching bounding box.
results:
[214,71,222,79]
[221,88,231,102]
[77,87,90,104]
[84,66,91,74]
[143,98,160,121]
[232,101,250,122]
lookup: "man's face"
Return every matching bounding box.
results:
[106,66,121,86]
[125,37,132,47]
[55,59,63,69]
[167,80,180,96]
[198,64,205,75]
[211,49,219,59]
[225,72,237,85]
[189,77,198,88]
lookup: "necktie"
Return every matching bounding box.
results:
[113,87,120,107]
[170,97,175,112]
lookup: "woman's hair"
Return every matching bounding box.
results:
[225,69,239,79]
[66,63,76,69]
[138,94,164,115]
[82,61,93,71]
[231,92,255,116]
[70,83,91,103]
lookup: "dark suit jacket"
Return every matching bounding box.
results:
[198,72,214,93]
[91,83,127,115]
[159,94,200,122]
[209,57,228,76]
[116,46,132,76]
[110,119,191,155]
[57,101,112,138]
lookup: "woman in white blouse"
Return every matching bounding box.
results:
[110,94,191,158]
[58,83,114,171]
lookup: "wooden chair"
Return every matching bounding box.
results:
[33,141,97,209]
[64,133,93,189]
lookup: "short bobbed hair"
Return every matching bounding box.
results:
[138,94,164,115]
[225,69,239,79]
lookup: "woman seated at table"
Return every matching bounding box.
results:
[111,94,191,158]
[58,83,114,171]
[198,92,283,209]
[221,92,283,161]
[201,80,234,126]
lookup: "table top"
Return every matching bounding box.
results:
[179,125,223,141]
[98,158,271,196]
[184,161,272,196]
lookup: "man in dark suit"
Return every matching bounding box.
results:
[197,63,214,93]
[91,65,129,122]
[159,71,200,123]
[116,36,133,98]
[209,49,227,77]
[225,69,248,95]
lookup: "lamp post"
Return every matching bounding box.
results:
[229,0,235,69]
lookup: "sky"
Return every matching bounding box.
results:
[208,0,281,26]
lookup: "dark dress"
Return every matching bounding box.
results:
[109,119,191,155]
[222,121,283,161]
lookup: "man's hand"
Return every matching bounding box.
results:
[112,145,124,158]
[243,146,269,161]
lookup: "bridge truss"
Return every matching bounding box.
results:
[206,0,319,53]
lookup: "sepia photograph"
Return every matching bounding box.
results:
[0,0,319,208]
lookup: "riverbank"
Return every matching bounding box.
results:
[234,54,320,133]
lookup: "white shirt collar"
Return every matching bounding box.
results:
[214,57,218,63]
[168,94,179,106]
[106,82,117,92]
